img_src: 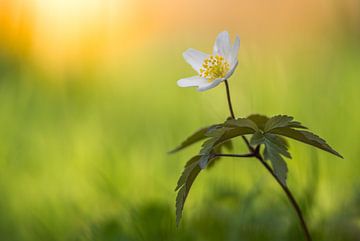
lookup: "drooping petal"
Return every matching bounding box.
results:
[224,61,238,80]
[197,78,224,92]
[183,48,209,73]
[177,76,208,88]
[213,31,231,58]
[228,35,240,66]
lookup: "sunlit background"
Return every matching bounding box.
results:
[0,0,359,240]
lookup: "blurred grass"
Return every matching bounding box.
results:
[0,31,359,241]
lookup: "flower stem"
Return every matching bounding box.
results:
[223,80,253,151]
[224,79,235,119]
[222,79,313,241]
[254,152,313,241]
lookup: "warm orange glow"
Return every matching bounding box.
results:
[0,0,145,73]
[0,0,358,75]
[31,0,136,71]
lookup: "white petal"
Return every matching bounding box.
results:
[224,61,238,80]
[177,76,208,88]
[228,35,240,65]
[183,48,209,73]
[197,78,224,92]
[213,31,231,58]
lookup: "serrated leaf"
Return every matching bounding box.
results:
[169,125,217,153]
[226,118,258,131]
[200,127,228,155]
[198,127,228,168]
[264,115,306,132]
[264,133,291,159]
[205,140,233,169]
[263,144,288,186]
[220,127,257,141]
[247,114,269,131]
[270,127,343,158]
[198,126,256,168]
[175,156,201,191]
[288,121,307,129]
[175,156,202,225]
[199,154,212,169]
[250,131,290,185]
[263,133,290,186]
[250,131,265,146]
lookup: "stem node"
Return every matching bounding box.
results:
[223,79,313,241]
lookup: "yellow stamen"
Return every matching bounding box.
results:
[200,55,230,82]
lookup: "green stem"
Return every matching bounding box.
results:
[224,79,235,119]
[222,79,312,241]
[224,80,253,152]
[254,151,313,241]
[214,153,254,158]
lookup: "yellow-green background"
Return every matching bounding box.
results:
[0,0,359,240]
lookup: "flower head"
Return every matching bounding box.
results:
[177,31,240,91]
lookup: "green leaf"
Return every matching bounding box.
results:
[205,140,233,169]
[270,127,343,158]
[175,156,201,191]
[250,131,265,146]
[264,115,306,132]
[169,125,217,153]
[200,127,229,155]
[175,156,202,225]
[172,117,259,155]
[220,127,257,141]
[198,127,228,168]
[263,144,288,186]
[264,133,291,159]
[226,118,258,131]
[198,125,256,168]
[247,114,269,131]
[250,131,290,185]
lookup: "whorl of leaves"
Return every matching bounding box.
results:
[171,114,342,225]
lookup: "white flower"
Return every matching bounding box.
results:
[177,31,240,91]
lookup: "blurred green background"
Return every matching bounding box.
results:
[0,0,359,240]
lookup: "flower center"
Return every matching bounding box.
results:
[199,55,230,82]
